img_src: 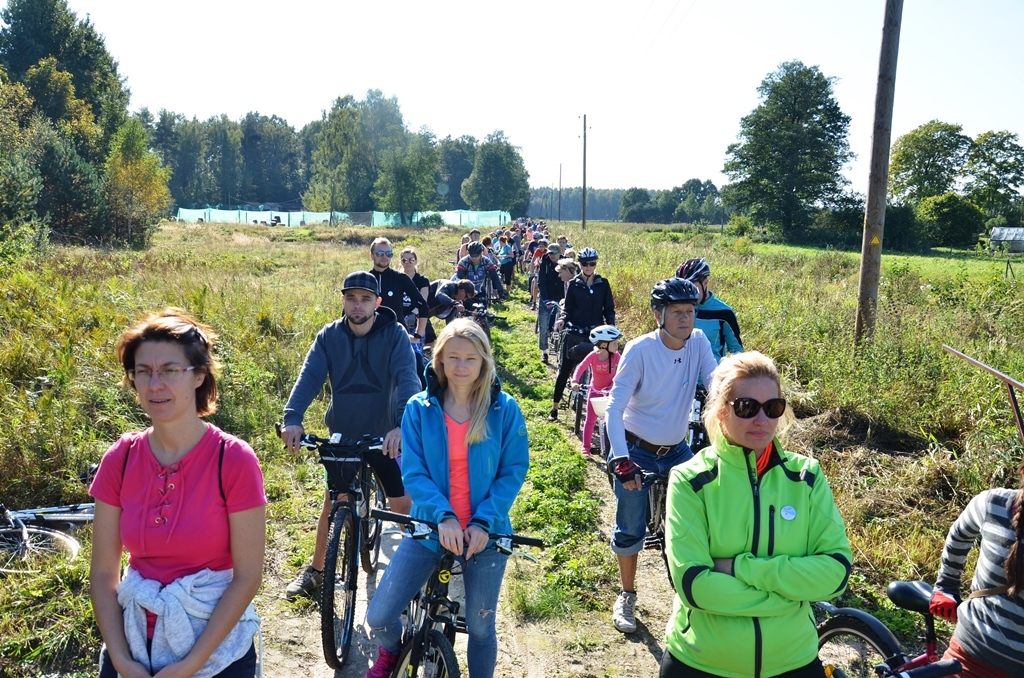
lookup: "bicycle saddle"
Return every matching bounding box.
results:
[887,580,934,614]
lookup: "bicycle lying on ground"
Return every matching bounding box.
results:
[371,509,544,678]
[817,580,962,678]
[0,500,94,574]
[276,424,388,669]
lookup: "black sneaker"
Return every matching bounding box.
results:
[548,408,558,422]
[284,565,322,600]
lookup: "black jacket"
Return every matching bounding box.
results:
[562,274,615,329]
[537,255,564,302]
[370,267,428,323]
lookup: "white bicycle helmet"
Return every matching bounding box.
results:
[589,324,623,344]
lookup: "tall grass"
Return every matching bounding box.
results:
[2,220,1022,672]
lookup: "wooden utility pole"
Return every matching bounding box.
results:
[558,163,562,222]
[855,0,903,344]
[582,114,587,230]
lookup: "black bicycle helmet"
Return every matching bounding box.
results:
[467,242,484,256]
[676,257,710,283]
[650,278,701,310]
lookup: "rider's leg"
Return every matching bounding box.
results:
[462,547,510,678]
[581,397,597,455]
[312,490,331,570]
[365,538,441,654]
[617,554,639,592]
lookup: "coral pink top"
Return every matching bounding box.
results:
[444,413,472,529]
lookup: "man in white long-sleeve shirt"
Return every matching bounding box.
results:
[604,277,717,634]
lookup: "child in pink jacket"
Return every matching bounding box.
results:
[570,325,623,455]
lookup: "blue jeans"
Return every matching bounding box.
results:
[538,300,557,352]
[611,439,692,556]
[365,537,508,678]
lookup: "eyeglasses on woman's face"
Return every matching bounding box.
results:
[401,257,416,264]
[129,365,196,385]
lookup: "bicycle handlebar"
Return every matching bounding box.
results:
[894,659,962,678]
[371,509,544,549]
[275,423,384,452]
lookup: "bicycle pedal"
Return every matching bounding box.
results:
[643,535,663,550]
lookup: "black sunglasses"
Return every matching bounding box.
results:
[729,397,786,419]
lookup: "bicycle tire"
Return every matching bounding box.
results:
[321,507,358,669]
[393,628,461,678]
[360,467,386,573]
[817,613,904,678]
[0,525,80,574]
[573,370,592,438]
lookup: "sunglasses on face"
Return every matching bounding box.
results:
[374,250,394,257]
[729,397,786,419]
[400,257,416,263]
[581,261,597,267]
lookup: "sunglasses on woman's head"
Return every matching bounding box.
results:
[729,397,786,419]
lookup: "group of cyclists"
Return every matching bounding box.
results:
[84,219,1022,678]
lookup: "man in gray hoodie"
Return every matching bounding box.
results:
[280,271,421,599]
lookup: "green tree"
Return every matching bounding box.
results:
[28,119,104,242]
[619,187,652,223]
[965,130,1024,221]
[303,95,357,214]
[0,0,129,154]
[239,112,303,204]
[460,130,529,215]
[373,128,438,223]
[723,60,852,238]
[888,120,971,206]
[23,56,101,160]
[206,115,244,207]
[437,135,476,210]
[916,192,984,248]
[104,117,170,247]
[168,118,214,208]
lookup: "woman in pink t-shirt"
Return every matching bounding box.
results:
[570,325,623,456]
[90,309,266,678]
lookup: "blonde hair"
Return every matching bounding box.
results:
[703,351,794,447]
[432,319,497,444]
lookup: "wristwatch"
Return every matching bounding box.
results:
[412,333,422,339]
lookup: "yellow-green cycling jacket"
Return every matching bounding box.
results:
[665,438,853,678]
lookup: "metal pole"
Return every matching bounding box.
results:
[855,0,903,345]
[558,164,562,223]
[582,115,587,230]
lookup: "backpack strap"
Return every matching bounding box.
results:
[218,434,226,503]
[967,585,1010,599]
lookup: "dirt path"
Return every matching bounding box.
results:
[256,459,674,677]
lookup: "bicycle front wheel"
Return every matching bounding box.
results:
[394,628,460,678]
[817,613,903,678]
[321,507,358,669]
[360,467,386,573]
[0,526,80,574]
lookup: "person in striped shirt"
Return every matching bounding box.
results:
[929,460,1024,677]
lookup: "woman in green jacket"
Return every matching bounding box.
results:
[662,351,853,678]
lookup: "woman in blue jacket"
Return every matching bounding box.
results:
[363,318,530,678]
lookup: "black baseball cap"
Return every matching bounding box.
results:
[342,271,379,296]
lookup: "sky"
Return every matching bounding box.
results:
[47,0,1024,196]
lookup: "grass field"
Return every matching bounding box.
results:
[1,219,1022,674]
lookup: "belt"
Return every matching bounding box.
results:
[625,430,675,456]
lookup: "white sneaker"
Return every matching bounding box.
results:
[612,590,637,633]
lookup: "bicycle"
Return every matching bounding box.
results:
[640,471,673,588]
[686,385,709,453]
[569,367,594,440]
[370,509,544,678]
[458,303,505,343]
[0,500,94,574]
[816,580,963,678]
[276,425,388,669]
